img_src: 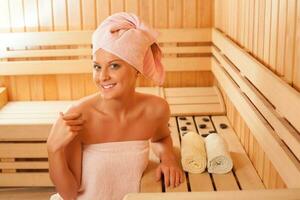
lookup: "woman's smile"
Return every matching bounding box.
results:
[101,83,117,90]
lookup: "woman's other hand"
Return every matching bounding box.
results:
[47,111,85,153]
[155,154,184,188]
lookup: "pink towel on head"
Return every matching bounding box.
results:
[92,12,165,85]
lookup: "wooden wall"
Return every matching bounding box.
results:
[214,0,300,92]
[0,0,214,100]
[216,80,287,189]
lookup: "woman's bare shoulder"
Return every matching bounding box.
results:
[63,92,101,115]
[137,92,170,119]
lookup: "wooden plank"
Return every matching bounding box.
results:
[162,57,211,71]
[211,58,300,188]
[0,125,50,141]
[0,187,55,200]
[212,46,300,161]
[293,1,300,90]
[0,143,47,158]
[176,116,214,191]
[158,29,211,42]
[0,87,8,108]
[164,87,216,97]
[166,96,220,105]
[212,28,300,134]
[161,46,211,54]
[169,104,224,116]
[124,189,300,200]
[0,173,52,187]
[0,161,49,169]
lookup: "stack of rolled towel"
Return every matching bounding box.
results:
[181,132,233,174]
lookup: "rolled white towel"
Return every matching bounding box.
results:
[205,133,233,174]
[181,131,206,173]
[49,193,63,200]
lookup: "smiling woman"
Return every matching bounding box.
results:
[46,12,183,200]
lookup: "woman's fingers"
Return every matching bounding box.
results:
[60,112,82,120]
[65,119,85,126]
[169,168,175,187]
[163,168,170,187]
[175,171,181,187]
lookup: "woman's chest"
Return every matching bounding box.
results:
[81,113,157,143]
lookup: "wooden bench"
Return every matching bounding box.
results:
[0,28,300,200]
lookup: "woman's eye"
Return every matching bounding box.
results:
[110,63,120,69]
[93,64,101,70]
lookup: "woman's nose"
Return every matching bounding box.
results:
[99,69,110,81]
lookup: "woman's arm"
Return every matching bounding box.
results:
[150,99,183,188]
[47,109,84,200]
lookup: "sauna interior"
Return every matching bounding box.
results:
[0,0,300,199]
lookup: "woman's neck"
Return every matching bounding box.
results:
[99,89,137,120]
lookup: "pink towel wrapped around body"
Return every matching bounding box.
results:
[50,140,149,200]
[92,12,165,85]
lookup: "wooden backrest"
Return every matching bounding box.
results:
[211,28,300,188]
[0,29,211,75]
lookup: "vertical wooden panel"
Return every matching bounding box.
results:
[248,0,255,52]
[257,0,265,60]
[197,0,212,27]
[269,0,279,72]
[169,0,182,28]
[82,0,96,30]
[15,76,31,100]
[243,0,250,49]
[139,0,153,26]
[67,0,81,30]
[293,1,300,91]
[0,0,10,32]
[253,0,259,57]
[125,0,138,14]
[183,0,197,28]
[111,0,124,14]
[284,0,297,83]
[96,0,110,25]
[154,0,168,28]
[263,0,272,65]
[276,0,287,76]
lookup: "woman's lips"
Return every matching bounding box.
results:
[101,83,117,89]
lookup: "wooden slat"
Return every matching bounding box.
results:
[0,87,8,108]
[0,161,49,169]
[0,125,50,141]
[166,96,220,104]
[212,58,300,188]
[164,87,216,96]
[176,116,214,192]
[0,173,52,187]
[210,116,265,190]
[0,143,47,158]
[158,28,211,42]
[0,187,55,200]
[161,46,211,54]
[212,46,300,161]
[169,104,223,116]
[124,189,300,200]
[212,28,300,134]
[162,57,211,71]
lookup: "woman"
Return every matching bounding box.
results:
[47,12,183,200]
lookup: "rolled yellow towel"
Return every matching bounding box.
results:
[181,131,207,173]
[205,133,233,174]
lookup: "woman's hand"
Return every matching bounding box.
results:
[155,154,184,188]
[47,111,85,153]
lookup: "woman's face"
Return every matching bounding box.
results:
[93,49,138,99]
